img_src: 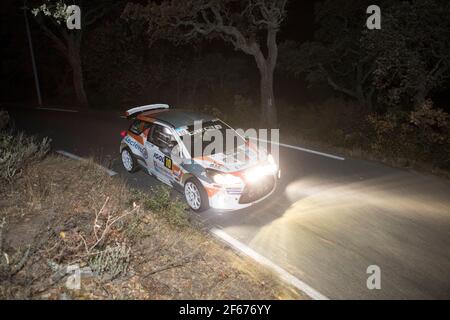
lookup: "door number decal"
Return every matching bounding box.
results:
[164,157,172,170]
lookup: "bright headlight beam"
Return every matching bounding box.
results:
[213,173,242,185]
[245,163,278,183]
[268,153,275,165]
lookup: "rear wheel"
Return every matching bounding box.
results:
[121,148,137,173]
[184,178,209,212]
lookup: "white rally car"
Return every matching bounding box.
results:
[120,104,279,211]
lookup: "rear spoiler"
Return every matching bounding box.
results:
[125,104,169,119]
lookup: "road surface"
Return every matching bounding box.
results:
[6,106,450,299]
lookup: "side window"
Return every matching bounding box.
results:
[172,142,183,159]
[149,124,174,149]
[129,120,143,135]
[142,122,153,138]
[130,120,152,136]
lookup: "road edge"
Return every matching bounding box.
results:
[211,228,329,300]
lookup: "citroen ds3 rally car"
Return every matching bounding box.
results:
[120,104,279,212]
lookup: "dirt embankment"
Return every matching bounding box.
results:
[0,155,305,299]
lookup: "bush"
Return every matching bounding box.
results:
[366,100,450,170]
[138,185,189,227]
[276,97,450,172]
[278,98,369,147]
[0,110,9,131]
[89,242,131,280]
[0,132,51,184]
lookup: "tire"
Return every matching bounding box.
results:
[121,148,138,173]
[184,178,209,212]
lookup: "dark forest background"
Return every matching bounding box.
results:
[1,0,449,172]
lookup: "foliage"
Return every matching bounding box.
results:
[122,0,287,50]
[275,97,450,171]
[89,242,131,280]
[367,100,450,168]
[29,0,120,107]
[278,98,369,147]
[31,0,73,23]
[0,110,10,131]
[363,0,450,109]
[137,186,189,227]
[279,0,381,110]
[83,18,251,109]
[83,20,155,108]
[279,0,449,113]
[192,94,256,128]
[122,0,288,125]
[0,131,51,184]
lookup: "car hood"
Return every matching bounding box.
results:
[193,143,266,173]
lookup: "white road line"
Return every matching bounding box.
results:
[56,150,118,177]
[211,228,329,300]
[37,107,78,113]
[252,138,345,161]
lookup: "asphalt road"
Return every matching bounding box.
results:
[6,106,450,299]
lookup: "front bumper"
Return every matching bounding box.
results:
[208,172,278,210]
[239,175,276,204]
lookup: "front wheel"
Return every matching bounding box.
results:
[184,178,209,212]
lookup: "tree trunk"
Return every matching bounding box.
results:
[68,41,89,108]
[259,65,277,127]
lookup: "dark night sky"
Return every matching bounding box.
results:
[282,0,318,42]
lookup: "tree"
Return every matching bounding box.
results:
[363,0,450,109]
[279,0,381,110]
[183,52,250,105]
[122,0,288,126]
[30,0,116,108]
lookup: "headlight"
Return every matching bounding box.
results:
[213,173,243,185]
[245,154,278,183]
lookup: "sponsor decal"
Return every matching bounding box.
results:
[125,136,147,159]
[176,120,223,137]
[154,153,172,170]
[175,126,190,136]
[172,165,182,181]
[209,163,223,170]
[154,153,164,163]
[165,157,172,170]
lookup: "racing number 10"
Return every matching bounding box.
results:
[164,157,172,170]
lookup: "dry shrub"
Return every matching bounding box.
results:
[0,131,50,184]
[367,100,450,169]
[134,186,189,227]
[0,155,136,298]
[275,97,449,172]
[1,154,303,299]
[0,110,10,130]
[89,243,130,280]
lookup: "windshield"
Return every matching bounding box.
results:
[175,120,246,158]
